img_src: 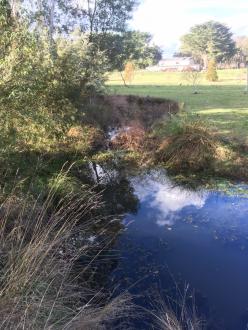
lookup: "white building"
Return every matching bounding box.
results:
[147,57,201,72]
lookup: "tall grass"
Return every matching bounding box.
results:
[142,286,205,330]
[0,172,133,329]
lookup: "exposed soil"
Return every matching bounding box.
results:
[102,95,179,128]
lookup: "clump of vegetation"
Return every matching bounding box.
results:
[153,297,205,330]
[111,125,146,151]
[206,59,219,82]
[156,118,217,171]
[139,286,205,330]
[154,113,248,181]
[0,173,134,329]
[155,115,232,172]
[66,125,106,153]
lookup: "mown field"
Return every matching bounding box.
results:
[107,69,248,142]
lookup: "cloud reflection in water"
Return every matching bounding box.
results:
[132,172,208,227]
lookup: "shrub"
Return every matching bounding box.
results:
[0,25,108,155]
[206,59,218,82]
[66,125,106,153]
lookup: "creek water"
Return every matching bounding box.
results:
[109,170,248,329]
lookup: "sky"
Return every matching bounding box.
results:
[130,0,248,56]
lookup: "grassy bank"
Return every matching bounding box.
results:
[106,69,248,183]
[107,69,248,143]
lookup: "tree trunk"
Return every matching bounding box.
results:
[48,0,56,59]
[120,72,129,87]
[202,54,208,70]
[87,0,97,42]
[10,0,20,19]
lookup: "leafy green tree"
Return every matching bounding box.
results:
[55,30,107,99]
[93,31,162,72]
[0,17,107,151]
[180,21,236,68]
[0,0,141,107]
[19,0,139,61]
[81,0,138,35]
[24,0,77,57]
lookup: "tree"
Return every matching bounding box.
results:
[206,59,218,82]
[180,21,236,68]
[25,0,78,58]
[80,0,138,36]
[93,31,162,72]
[235,36,248,56]
[19,0,139,60]
[0,0,143,97]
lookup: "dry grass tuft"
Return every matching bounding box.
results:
[156,117,232,172]
[111,124,146,152]
[67,292,134,330]
[0,172,133,329]
[144,286,205,330]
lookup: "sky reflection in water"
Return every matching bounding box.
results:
[112,171,248,330]
[132,172,208,227]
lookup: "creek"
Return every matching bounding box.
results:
[107,170,248,329]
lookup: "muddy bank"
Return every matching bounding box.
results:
[83,94,179,131]
[103,95,179,128]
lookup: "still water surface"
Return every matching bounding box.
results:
[110,171,248,329]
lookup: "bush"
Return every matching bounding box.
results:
[0,24,108,155]
[206,59,218,82]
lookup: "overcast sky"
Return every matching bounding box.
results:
[130,0,248,55]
